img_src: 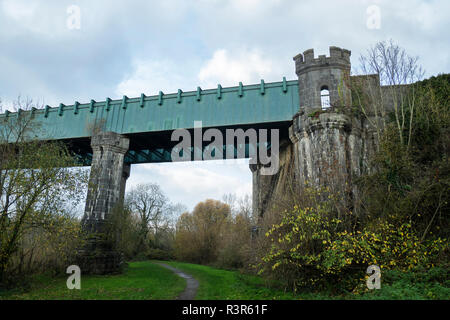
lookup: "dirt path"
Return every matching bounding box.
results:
[156,262,199,300]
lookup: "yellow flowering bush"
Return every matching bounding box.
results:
[259,201,448,291]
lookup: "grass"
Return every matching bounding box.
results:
[1,260,447,300]
[357,267,450,300]
[162,261,450,300]
[0,261,185,300]
[161,261,301,300]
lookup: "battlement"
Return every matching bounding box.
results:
[293,46,351,75]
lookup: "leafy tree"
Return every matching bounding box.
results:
[0,97,87,284]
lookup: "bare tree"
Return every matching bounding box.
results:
[166,202,188,228]
[222,192,252,220]
[222,193,237,215]
[125,183,172,250]
[355,39,425,149]
[236,193,253,221]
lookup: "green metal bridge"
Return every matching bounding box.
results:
[0,78,299,165]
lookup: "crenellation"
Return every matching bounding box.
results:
[303,48,315,62]
[293,53,303,63]
[342,49,351,61]
[329,46,342,58]
[294,46,352,76]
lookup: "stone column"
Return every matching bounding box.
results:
[249,162,260,220]
[79,131,130,274]
[249,138,294,220]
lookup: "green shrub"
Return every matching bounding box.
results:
[356,266,450,299]
[257,187,448,293]
[146,248,174,261]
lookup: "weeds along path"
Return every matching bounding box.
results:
[156,262,199,300]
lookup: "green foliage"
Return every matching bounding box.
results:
[308,109,325,118]
[357,266,450,300]
[258,190,448,293]
[409,74,449,164]
[0,140,87,285]
[359,74,450,240]
[323,221,447,275]
[104,204,141,261]
[146,248,174,261]
[257,187,350,291]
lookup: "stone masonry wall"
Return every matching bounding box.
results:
[79,131,130,274]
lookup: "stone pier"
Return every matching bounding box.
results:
[79,131,130,274]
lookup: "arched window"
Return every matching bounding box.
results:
[320,86,330,109]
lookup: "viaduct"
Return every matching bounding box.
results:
[0,46,382,273]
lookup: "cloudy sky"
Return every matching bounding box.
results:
[1,0,449,212]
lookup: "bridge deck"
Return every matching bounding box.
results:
[0,79,299,164]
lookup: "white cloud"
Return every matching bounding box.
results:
[116,48,282,99]
[115,59,195,97]
[228,0,282,14]
[127,160,252,212]
[0,0,67,36]
[196,0,283,20]
[198,48,276,87]
[1,0,37,20]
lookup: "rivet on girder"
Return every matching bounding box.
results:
[58,103,65,116]
[260,79,265,95]
[44,105,50,118]
[89,100,96,113]
[196,87,202,101]
[158,91,164,105]
[177,89,182,104]
[105,97,111,111]
[282,77,287,93]
[140,93,145,108]
[238,82,243,97]
[217,84,222,99]
[74,101,80,115]
[121,95,128,109]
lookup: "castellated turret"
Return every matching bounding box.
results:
[250,46,382,221]
[293,46,352,114]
